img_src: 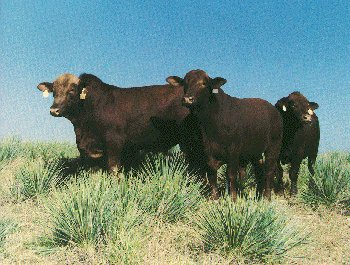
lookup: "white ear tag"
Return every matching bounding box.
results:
[42,89,49,98]
[282,105,287,112]
[80,88,87,100]
[212,89,219,94]
[308,109,313,115]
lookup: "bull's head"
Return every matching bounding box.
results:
[275,92,319,124]
[37,74,84,117]
[166,69,226,108]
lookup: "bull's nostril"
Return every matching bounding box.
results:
[50,108,60,116]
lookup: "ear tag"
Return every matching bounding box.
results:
[212,89,219,94]
[308,109,313,115]
[42,89,49,98]
[282,105,287,112]
[80,88,87,100]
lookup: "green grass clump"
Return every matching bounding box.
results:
[300,154,350,209]
[0,137,23,170]
[0,219,18,249]
[133,152,204,223]
[217,163,256,196]
[195,196,305,263]
[41,172,144,248]
[11,159,66,201]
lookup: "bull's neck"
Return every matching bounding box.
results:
[65,102,88,128]
[192,94,221,130]
[281,114,303,149]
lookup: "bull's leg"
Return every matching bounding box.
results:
[105,137,125,174]
[307,155,317,190]
[252,159,264,199]
[289,160,302,195]
[263,147,281,201]
[307,156,316,176]
[206,166,219,200]
[227,160,239,202]
[274,162,285,196]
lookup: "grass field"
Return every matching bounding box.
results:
[0,138,349,264]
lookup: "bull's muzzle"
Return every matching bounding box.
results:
[302,114,312,123]
[50,108,62,117]
[182,96,194,106]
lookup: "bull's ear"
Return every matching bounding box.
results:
[275,97,288,112]
[166,76,183,87]
[309,102,319,110]
[210,77,226,94]
[37,82,53,92]
[211,77,227,87]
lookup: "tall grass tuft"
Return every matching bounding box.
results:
[0,137,23,170]
[0,219,18,249]
[195,196,306,263]
[11,159,66,201]
[42,172,144,248]
[300,154,350,209]
[133,152,204,223]
[217,163,256,196]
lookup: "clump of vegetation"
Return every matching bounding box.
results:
[11,159,66,201]
[300,154,350,209]
[0,219,18,249]
[134,152,204,223]
[195,196,306,263]
[0,137,23,171]
[42,172,144,249]
[217,163,256,196]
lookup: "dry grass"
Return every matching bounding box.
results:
[0,159,349,264]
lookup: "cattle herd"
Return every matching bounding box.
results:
[37,69,320,201]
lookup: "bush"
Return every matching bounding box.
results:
[0,219,18,249]
[133,152,204,223]
[195,196,305,263]
[42,172,144,248]
[0,137,23,170]
[11,159,66,201]
[217,163,256,196]
[300,154,350,209]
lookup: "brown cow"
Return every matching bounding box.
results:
[167,69,282,201]
[275,92,320,195]
[37,73,190,172]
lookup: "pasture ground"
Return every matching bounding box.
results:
[0,140,349,264]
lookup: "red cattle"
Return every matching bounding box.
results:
[167,69,283,200]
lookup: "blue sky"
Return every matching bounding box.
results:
[0,1,349,152]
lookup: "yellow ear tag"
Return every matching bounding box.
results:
[308,109,313,115]
[282,105,287,112]
[212,89,219,94]
[80,88,87,100]
[43,89,49,98]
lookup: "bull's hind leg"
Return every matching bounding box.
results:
[252,159,264,199]
[307,155,317,190]
[263,145,281,201]
[206,167,219,200]
[274,162,285,196]
[289,159,302,195]
[227,158,240,202]
[307,156,316,176]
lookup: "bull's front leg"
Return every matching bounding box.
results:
[227,158,239,202]
[105,135,125,175]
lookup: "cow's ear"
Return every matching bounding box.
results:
[275,97,288,112]
[210,77,226,94]
[309,102,319,110]
[37,82,53,98]
[37,82,53,92]
[166,76,183,87]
